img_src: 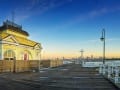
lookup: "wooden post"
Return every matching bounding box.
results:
[13,57,16,73]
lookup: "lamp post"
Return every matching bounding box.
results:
[39,51,41,71]
[100,29,105,64]
[80,49,84,64]
[38,47,42,72]
[80,49,84,59]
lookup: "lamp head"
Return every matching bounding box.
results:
[100,37,104,41]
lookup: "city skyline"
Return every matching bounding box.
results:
[0,0,120,59]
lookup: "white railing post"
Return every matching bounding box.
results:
[114,66,119,83]
[111,66,114,74]
[102,64,106,75]
[107,66,111,78]
[99,64,103,74]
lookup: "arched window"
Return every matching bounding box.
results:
[4,50,15,60]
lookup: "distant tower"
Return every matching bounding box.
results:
[91,55,94,59]
[80,49,84,59]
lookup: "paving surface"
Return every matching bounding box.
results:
[0,64,119,90]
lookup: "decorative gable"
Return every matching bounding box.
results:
[34,43,42,50]
[5,38,16,43]
[3,35,19,44]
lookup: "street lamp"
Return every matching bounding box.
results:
[100,29,105,64]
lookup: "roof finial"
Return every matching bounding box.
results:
[12,10,15,25]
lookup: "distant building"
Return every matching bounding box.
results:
[0,20,42,60]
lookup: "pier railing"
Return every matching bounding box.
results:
[99,64,120,83]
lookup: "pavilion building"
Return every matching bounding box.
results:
[0,20,42,60]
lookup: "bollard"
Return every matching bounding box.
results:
[32,70,36,72]
[114,66,119,83]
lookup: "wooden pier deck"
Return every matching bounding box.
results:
[0,64,119,90]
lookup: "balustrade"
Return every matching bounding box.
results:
[99,64,120,83]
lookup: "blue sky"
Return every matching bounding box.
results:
[0,0,120,59]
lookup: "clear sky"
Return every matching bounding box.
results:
[0,0,120,59]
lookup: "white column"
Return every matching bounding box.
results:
[1,43,4,60]
[0,43,2,60]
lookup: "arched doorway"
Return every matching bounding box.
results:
[4,50,15,60]
[21,50,32,60]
